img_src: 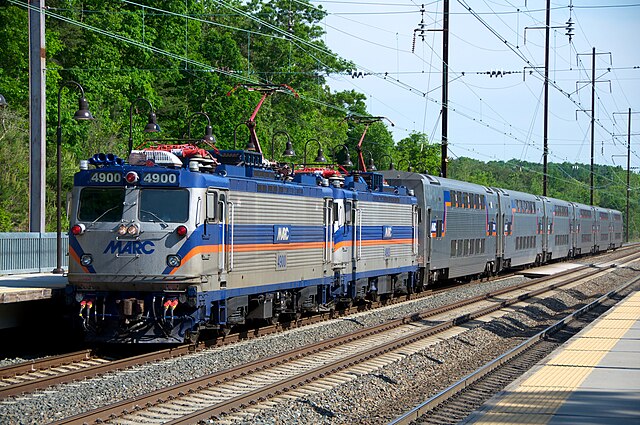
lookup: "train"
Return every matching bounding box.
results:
[65,144,623,343]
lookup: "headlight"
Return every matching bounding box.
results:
[81,254,93,266]
[117,224,127,236]
[167,255,181,267]
[127,224,140,236]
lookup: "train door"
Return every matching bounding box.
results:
[348,199,361,273]
[495,193,506,268]
[206,188,229,280]
[425,206,432,266]
[324,199,333,266]
[540,199,547,256]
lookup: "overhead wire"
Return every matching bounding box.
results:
[11,0,638,180]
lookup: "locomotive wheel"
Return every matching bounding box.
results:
[267,312,280,325]
[185,329,200,344]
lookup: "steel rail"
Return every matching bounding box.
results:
[165,252,640,425]
[51,249,640,425]
[7,247,639,405]
[0,345,195,400]
[388,273,640,425]
[0,350,92,379]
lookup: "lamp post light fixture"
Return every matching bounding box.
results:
[365,151,377,171]
[53,81,94,274]
[187,112,216,146]
[303,139,327,167]
[128,97,160,155]
[333,144,353,168]
[271,130,295,162]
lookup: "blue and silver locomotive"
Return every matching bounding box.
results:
[66,144,623,344]
[67,147,418,343]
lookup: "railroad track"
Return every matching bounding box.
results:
[0,247,557,400]
[388,274,640,425]
[0,345,196,400]
[49,249,640,425]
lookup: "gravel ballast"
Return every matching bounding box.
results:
[0,256,637,425]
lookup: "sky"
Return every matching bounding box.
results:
[312,0,640,170]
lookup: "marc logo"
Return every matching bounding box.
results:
[383,226,393,240]
[104,240,155,255]
[274,225,291,243]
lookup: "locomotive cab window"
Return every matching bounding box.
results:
[206,190,218,222]
[345,201,353,224]
[139,189,189,223]
[78,187,125,222]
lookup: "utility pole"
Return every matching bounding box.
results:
[613,108,639,243]
[590,47,595,205]
[440,0,449,178]
[29,0,46,232]
[626,108,631,242]
[542,0,550,196]
[576,48,611,206]
[523,2,572,196]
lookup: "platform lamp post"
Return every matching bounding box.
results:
[53,81,94,274]
[365,151,377,171]
[303,139,327,167]
[332,144,353,168]
[128,97,160,156]
[270,130,295,162]
[187,112,216,145]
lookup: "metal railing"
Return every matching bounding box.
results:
[0,233,68,275]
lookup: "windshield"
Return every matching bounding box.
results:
[78,188,125,222]
[139,189,189,223]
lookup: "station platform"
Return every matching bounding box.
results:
[0,272,67,304]
[0,273,67,329]
[463,289,640,425]
[516,262,583,278]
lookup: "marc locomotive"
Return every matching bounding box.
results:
[67,146,418,342]
[65,96,622,344]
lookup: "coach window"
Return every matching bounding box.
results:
[457,239,464,256]
[451,240,457,257]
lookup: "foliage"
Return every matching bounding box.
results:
[449,157,640,240]
[0,1,637,241]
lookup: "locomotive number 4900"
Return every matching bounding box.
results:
[89,172,122,183]
[142,173,178,185]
